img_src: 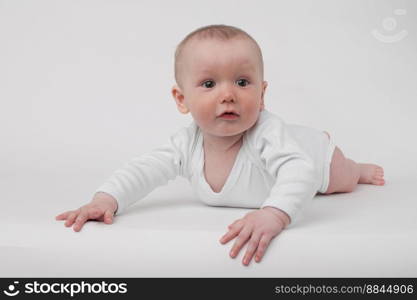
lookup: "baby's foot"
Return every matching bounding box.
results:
[358,164,385,185]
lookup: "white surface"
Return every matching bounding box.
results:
[1,0,417,277]
[1,174,417,277]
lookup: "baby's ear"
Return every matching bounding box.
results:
[261,81,268,99]
[260,81,268,110]
[171,85,189,114]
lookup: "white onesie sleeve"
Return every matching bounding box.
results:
[253,117,319,224]
[94,125,193,215]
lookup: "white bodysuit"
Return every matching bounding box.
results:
[95,109,336,223]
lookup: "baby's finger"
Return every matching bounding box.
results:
[64,210,80,227]
[220,222,244,244]
[230,225,253,258]
[254,234,273,263]
[73,210,89,232]
[55,211,72,220]
[220,229,238,245]
[242,232,262,266]
[103,210,114,224]
[227,219,242,230]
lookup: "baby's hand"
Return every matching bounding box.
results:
[55,192,118,232]
[219,206,290,266]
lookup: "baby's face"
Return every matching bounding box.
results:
[172,37,267,138]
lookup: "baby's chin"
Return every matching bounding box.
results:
[197,116,259,137]
[202,126,249,138]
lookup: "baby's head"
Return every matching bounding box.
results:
[172,24,268,138]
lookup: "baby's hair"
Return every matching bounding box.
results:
[174,24,264,88]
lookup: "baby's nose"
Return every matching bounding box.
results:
[220,85,235,102]
[222,94,234,102]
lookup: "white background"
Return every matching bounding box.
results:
[1,0,416,277]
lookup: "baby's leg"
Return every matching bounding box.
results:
[323,132,385,194]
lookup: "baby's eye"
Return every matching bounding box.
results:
[202,80,215,88]
[236,79,249,87]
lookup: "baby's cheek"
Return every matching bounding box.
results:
[197,106,216,124]
[242,109,260,130]
[194,112,212,129]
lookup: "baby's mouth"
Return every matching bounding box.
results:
[218,112,240,119]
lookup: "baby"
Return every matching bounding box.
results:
[56,24,385,266]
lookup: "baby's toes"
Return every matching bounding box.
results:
[375,179,385,185]
[372,173,385,185]
[375,166,384,175]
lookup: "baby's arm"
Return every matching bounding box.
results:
[221,148,317,266]
[94,141,183,216]
[219,120,318,265]
[56,126,190,231]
